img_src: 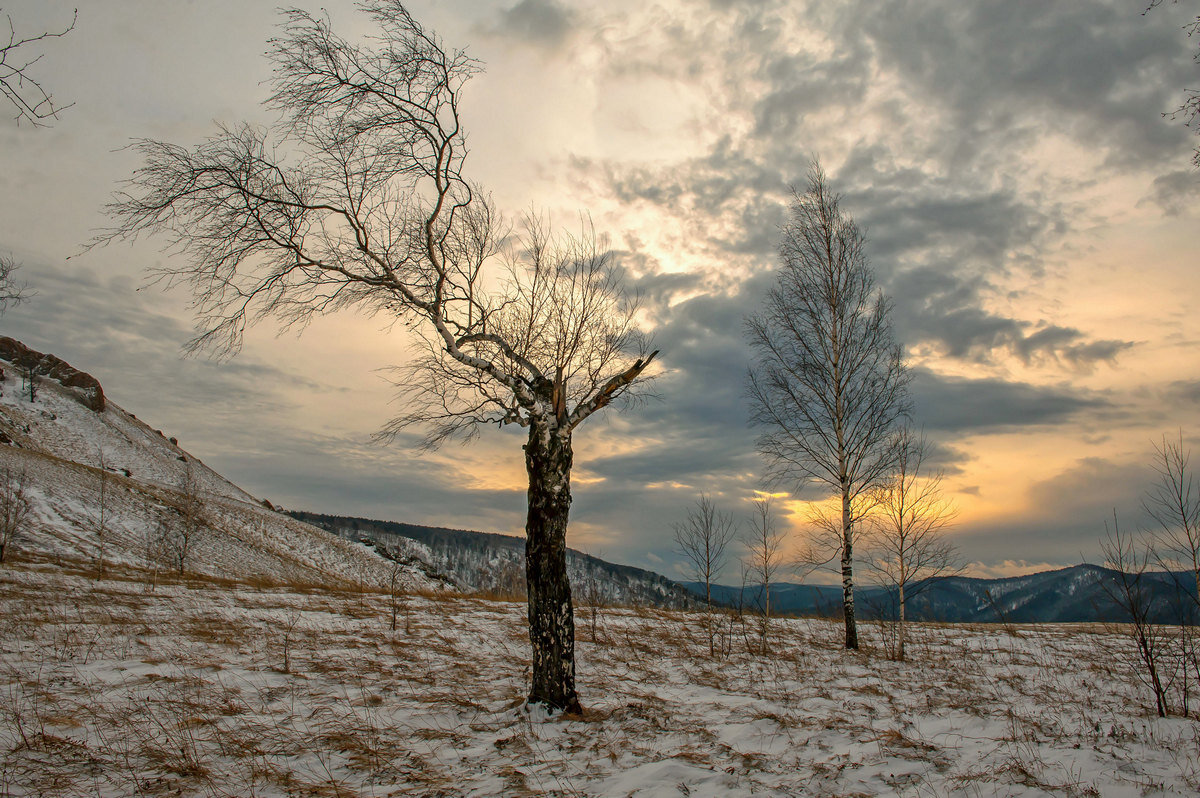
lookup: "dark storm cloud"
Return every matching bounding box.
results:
[1141,169,1200,216]
[612,252,705,316]
[888,261,1135,368]
[1014,328,1133,370]
[487,0,577,47]
[909,367,1108,434]
[216,428,528,530]
[815,152,1136,370]
[588,272,771,485]
[1165,379,1200,406]
[835,151,1062,274]
[589,137,791,257]
[858,1,1193,170]
[887,266,1022,357]
[751,39,874,139]
[574,0,1165,378]
[0,259,326,411]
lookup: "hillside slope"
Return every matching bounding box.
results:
[291,511,699,609]
[0,338,442,591]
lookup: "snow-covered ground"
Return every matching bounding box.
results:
[2,562,1197,797]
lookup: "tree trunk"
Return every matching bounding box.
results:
[523,417,582,714]
[761,573,772,655]
[898,581,906,661]
[705,578,714,658]
[841,484,858,649]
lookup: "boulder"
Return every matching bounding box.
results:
[0,337,106,412]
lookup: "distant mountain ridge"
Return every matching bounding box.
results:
[695,563,1197,624]
[290,511,699,609]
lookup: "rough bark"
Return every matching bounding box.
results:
[841,483,858,649]
[524,414,581,714]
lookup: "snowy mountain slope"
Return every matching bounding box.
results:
[292,511,700,609]
[0,339,443,591]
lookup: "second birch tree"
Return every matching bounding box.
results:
[746,161,908,650]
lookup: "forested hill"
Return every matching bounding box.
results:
[290,511,698,610]
[698,563,1196,624]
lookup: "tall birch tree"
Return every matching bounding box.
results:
[745,160,908,650]
[98,1,655,713]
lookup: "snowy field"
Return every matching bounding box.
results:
[2,559,1198,797]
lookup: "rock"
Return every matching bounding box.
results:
[0,337,106,412]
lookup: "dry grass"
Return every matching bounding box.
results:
[2,563,1199,796]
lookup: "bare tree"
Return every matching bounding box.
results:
[387,556,407,633]
[0,254,31,315]
[0,7,75,126]
[745,160,909,650]
[863,426,959,661]
[143,515,170,590]
[93,450,109,577]
[1144,431,1200,609]
[1100,512,1175,718]
[576,560,605,643]
[743,497,785,654]
[163,459,205,576]
[97,2,655,713]
[1141,431,1200,710]
[674,494,737,657]
[20,359,36,402]
[0,465,31,563]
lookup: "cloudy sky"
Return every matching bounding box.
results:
[1,0,1198,583]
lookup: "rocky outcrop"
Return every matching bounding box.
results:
[0,337,106,412]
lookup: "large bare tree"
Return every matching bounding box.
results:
[746,160,908,650]
[98,2,655,713]
[863,426,959,661]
